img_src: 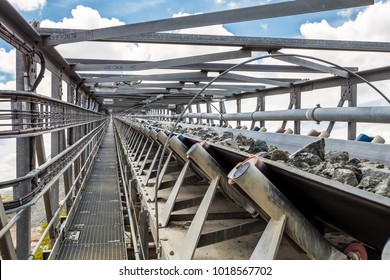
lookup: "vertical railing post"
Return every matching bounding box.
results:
[206,103,213,126]
[196,104,201,124]
[347,84,357,140]
[291,87,301,135]
[236,98,241,127]
[219,101,226,127]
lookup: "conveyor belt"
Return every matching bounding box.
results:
[182,136,390,252]
[56,121,126,260]
[173,122,390,167]
[115,118,390,259]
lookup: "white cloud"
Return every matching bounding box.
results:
[0,48,16,75]
[40,7,237,62]
[0,147,16,181]
[0,80,16,90]
[301,1,390,42]
[0,50,16,180]
[337,8,355,19]
[40,6,133,61]
[8,0,46,12]
[227,2,239,9]
[299,1,390,93]
[34,71,52,96]
[297,1,390,141]
[260,22,268,32]
[122,0,165,13]
[41,5,124,29]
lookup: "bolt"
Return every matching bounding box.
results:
[169,251,174,256]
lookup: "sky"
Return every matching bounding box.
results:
[1,0,390,181]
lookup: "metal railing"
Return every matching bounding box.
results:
[0,91,109,259]
[0,90,105,138]
[0,115,108,259]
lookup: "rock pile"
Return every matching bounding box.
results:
[179,126,270,154]
[177,126,390,198]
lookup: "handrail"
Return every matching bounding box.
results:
[134,106,390,124]
[0,90,105,138]
[27,121,108,259]
[0,119,108,211]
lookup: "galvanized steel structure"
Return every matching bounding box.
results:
[0,0,390,260]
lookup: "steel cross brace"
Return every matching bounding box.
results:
[178,176,220,259]
[250,215,287,260]
[326,80,357,139]
[0,195,17,259]
[160,161,191,227]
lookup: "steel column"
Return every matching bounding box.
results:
[250,95,263,130]
[196,104,201,124]
[347,84,357,140]
[206,103,213,126]
[50,74,62,223]
[13,50,33,259]
[236,98,241,127]
[219,101,226,127]
[292,88,301,135]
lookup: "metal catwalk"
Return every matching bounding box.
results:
[56,122,126,260]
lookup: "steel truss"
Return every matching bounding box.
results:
[1,0,390,260]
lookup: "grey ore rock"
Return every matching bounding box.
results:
[289,138,325,161]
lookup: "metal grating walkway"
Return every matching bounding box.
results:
[56,121,126,260]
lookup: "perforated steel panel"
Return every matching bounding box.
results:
[56,123,126,260]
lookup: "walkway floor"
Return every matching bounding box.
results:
[56,121,126,260]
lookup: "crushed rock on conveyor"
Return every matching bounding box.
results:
[171,125,390,198]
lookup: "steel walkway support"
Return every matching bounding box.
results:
[55,121,126,260]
